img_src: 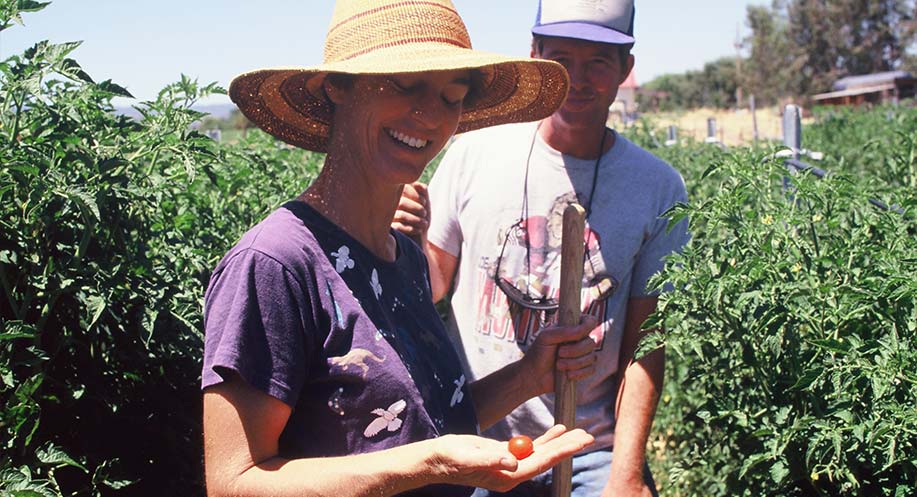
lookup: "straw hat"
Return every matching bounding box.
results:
[229,0,570,152]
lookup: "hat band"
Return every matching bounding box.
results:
[324,1,472,63]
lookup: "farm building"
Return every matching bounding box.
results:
[609,70,639,120]
[811,70,916,106]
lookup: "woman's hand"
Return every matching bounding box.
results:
[392,181,430,247]
[523,315,599,396]
[428,425,594,492]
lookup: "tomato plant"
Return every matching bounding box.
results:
[508,435,534,460]
[629,107,917,496]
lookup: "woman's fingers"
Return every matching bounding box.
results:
[437,429,594,493]
[532,424,568,445]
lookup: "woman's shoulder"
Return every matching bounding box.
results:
[214,202,325,281]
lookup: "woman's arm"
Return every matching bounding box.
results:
[468,316,598,430]
[204,376,435,497]
[204,373,594,497]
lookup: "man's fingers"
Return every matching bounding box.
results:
[392,209,428,228]
[557,337,597,359]
[556,353,597,378]
[411,181,429,200]
[536,315,599,345]
[402,181,429,206]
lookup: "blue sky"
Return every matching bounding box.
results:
[0,0,767,105]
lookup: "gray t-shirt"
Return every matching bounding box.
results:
[202,201,476,496]
[427,122,689,451]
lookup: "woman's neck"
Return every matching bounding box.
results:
[299,156,402,262]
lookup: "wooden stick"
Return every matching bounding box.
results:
[551,203,586,497]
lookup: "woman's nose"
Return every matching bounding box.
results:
[410,91,447,127]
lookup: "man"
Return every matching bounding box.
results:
[393,1,688,495]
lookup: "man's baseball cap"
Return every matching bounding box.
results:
[531,0,635,45]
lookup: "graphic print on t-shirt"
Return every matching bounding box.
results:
[474,192,616,349]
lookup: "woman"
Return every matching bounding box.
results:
[202,1,597,495]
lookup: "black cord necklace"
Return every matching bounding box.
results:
[518,123,608,296]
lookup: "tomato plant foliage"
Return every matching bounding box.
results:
[0,3,321,495]
[2,3,916,497]
[630,109,917,496]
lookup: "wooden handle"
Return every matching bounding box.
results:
[551,203,586,497]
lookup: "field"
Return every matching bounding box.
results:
[2,11,916,496]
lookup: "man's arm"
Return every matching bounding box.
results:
[604,296,664,497]
[392,182,458,302]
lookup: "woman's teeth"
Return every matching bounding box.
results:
[389,129,428,149]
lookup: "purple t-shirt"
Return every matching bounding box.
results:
[202,201,477,496]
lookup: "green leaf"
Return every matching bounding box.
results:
[0,331,35,341]
[769,460,789,484]
[36,444,88,472]
[739,453,769,478]
[789,368,820,392]
[85,294,106,329]
[96,79,133,98]
[808,338,850,354]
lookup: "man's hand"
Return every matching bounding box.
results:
[522,315,599,397]
[392,182,430,247]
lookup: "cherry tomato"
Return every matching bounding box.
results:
[508,435,534,459]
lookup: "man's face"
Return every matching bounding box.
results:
[533,36,634,131]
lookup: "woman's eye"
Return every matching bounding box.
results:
[387,77,411,93]
[443,87,469,106]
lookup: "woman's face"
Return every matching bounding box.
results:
[327,70,471,185]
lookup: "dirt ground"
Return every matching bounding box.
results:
[609,106,816,147]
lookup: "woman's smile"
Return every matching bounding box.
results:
[387,128,430,150]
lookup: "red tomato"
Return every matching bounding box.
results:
[508,435,534,459]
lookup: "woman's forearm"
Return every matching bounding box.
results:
[208,440,442,497]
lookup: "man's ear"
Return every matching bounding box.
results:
[620,54,636,85]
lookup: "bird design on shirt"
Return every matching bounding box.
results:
[330,245,355,273]
[450,375,466,407]
[329,349,385,378]
[363,399,407,437]
[370,268,383,299]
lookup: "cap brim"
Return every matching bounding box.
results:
[532,22,634,45]
[229,44,569,153]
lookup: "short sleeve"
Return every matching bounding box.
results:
[630,182,690,298]
[201,249,314,407]
[427,139,467,257]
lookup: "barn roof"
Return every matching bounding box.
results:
[833,71,913,91]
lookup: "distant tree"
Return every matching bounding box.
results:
[745,0,917,101]
[743,4,796,106]
[228,108,254,137]
[640,57,739,110]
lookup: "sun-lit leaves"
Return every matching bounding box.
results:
[0,6,322,496]
[630,107,917,496]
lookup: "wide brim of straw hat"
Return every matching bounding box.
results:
[229,44,569,153]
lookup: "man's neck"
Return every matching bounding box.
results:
[538,116,615,160]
